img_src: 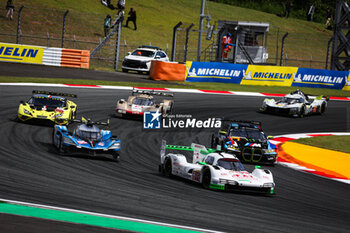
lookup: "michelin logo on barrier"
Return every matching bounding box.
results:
[292,68,348,89]
[185,61,247,83]
[243,70,295,81]
[0,43,44,64]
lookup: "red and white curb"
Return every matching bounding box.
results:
[271,132,350,184]
[1,82,350,101]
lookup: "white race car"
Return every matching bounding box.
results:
[260,89,328,117]
[159,141,275,194]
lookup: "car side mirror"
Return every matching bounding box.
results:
[128,52,131,55]
[155,55,160,59]
[267,136,274,139]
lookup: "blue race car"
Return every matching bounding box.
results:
[53,118,121,162]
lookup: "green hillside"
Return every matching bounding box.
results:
[1,0,333,69]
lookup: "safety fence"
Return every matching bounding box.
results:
[0,5,333,71]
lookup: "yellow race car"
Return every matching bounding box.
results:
[17,90,77,125]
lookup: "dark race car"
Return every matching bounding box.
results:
[211,120,277,165]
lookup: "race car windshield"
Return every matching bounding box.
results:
[229,128,267,140]
[131,50,155,57]
[281,97,301,104]
[76,129,102,141]
[133,97,154,106]
[217,159,245,171]
[29,97,65,107]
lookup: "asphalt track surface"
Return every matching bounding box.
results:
[0,63,350,232]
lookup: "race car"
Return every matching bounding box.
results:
[122,45,169,74]
[17,90,77,125]
[260,89,329,117]
[211,120,277,165]
[159,140,275,194]
[52,118,121,162]
[116,89,174,117]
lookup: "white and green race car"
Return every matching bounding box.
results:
[159,141,275,195]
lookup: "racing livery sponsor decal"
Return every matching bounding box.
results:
[0,43,44,64]
[292,68,348,90]
[185,61,247,83]
[240,65,297,86]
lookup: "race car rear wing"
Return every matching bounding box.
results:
[160,140,216,164]
[132,89,174,98]
[33,90,77,98]
[70,117,109,127]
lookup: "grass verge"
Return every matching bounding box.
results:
[1,76,350,97]
[293,136,350,154]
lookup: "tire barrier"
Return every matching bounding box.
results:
[0,42,90,69]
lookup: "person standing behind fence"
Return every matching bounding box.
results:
[307,4,315,21]
[125,8,137,30]
[326,8,332,29]
[284,0,291,18]
[5,0,15,20]
[104,14,112,37]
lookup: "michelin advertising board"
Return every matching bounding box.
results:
[185,61,350,90]
[0,43,44,64]
[185,61,247,83]
[240,65,297,86]
[292,68,349,90]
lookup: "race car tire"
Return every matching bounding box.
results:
[164,157,172,177]
[56,135,66,154]
[298,105,305,118]
[122,69,128,73]
[202,167,211,189]
[52,128,56,146]
[112,152,120,162]
[320,103,326,114]
[167,103,173,114]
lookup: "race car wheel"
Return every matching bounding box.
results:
[164,157,172,177]
[122,68,128,73]
[320,103,326,114]
[113,152,120,162]
[167,103,173,114]
[298,106,305,118]
[202,167,211,189]
[56,135,65,154]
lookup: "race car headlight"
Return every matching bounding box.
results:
[264,149,276,154]
[110,142,120,149]
[63,137,76,145]
[55,113,64,117]
[263,183,275,188]
[219,179,237,185]
[23,109,32,116]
